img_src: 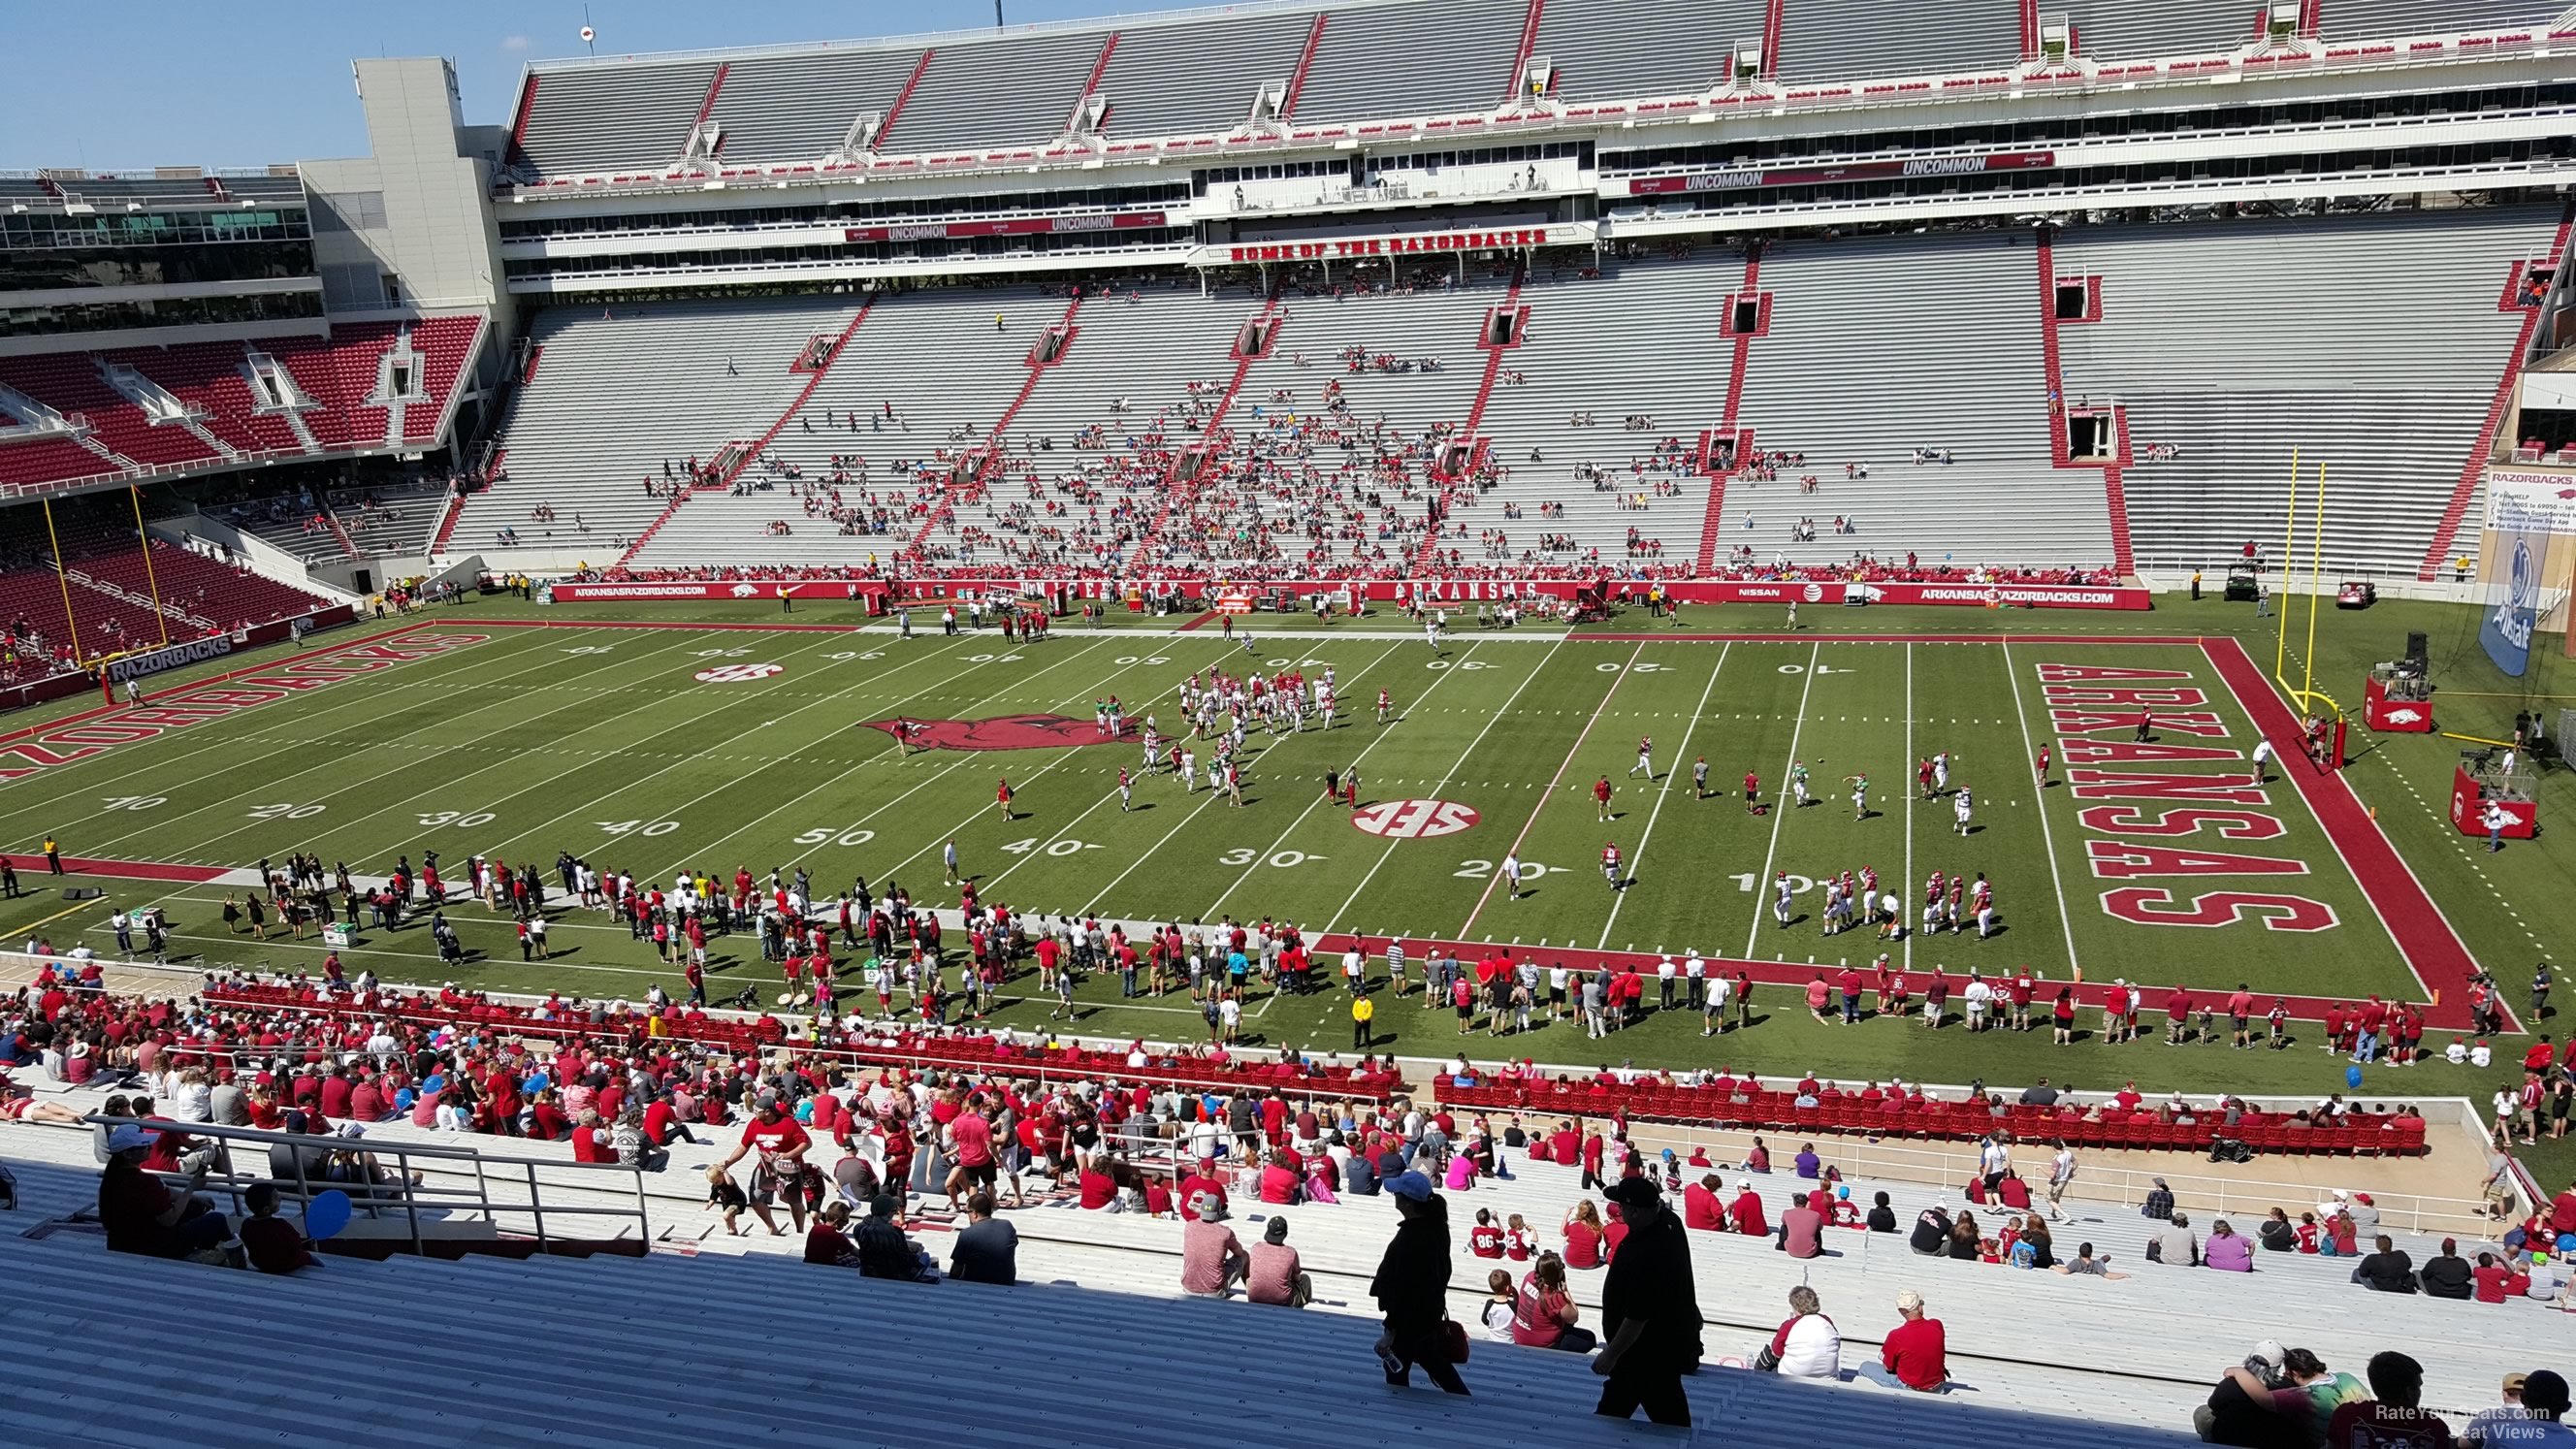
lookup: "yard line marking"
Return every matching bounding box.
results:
[878,639,1249,901]
[68,628,635,857]
[645,632,1159,878]
[1450,638,1634,941]
[1333,638,1569,939]
[1902,641,1914,974]
[0,626,571,832]
[1198,641,1492,920]
[867,641,1227,892]
[1078,640,1407,916]
[2001,639,2083,979]
[499,635,1101,872]
[1742,640,1819,958]
[1596,642,1730,950]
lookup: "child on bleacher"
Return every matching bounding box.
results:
[704,1164,749,1236]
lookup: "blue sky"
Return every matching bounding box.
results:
[9,1,1159,172]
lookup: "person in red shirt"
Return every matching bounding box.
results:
[2165,986,2194,1046]
[1177,1158,1227,1222]
[720,1097,817,1236]
[1594,776,1614,822]
[1469,1208,1505,1257]
[1743,771,1761,814]
[569,1110,618,1164]
[1729,1180,1768,1236]
[2470,1251,2525,1304]
[1861,1291,1948,1391]
[1683,1174,1726,1231]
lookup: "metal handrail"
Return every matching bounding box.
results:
[74,1112,652,1255]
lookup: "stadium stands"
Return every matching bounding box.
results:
[1720,230,2111,567]
[1287,0,1527,124]
[2051,205,2562,574]
[453,296,861,556]
[2055,0,2268,60]
[1771,0,2025,84]
[0,1007,2529,1438]
[0,324,482,493]
[886,33,1106,154]
[1531,0,1766,100]
[1091,12,1317,139]
[328,484,452,558]
[701,48,926,168]
[513,60,721,177]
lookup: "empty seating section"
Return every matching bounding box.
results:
[1728,232,2111,565]
[0,437,117,491]
[225,498,349,565]
[1092,14,1317,139]
[113,342,305,456]
[1533,0,1766,99]
[276,327,396,450]
[2324,0,2565,36]
[401,316,485,445]
[0,357,218,470]
[1466,257,1725,569]
[943,285,1250,571]
[2050,207,2554,572]
[629,286,1050,571]
[2058,0,2261,59]
[704,48,924,167]
[1177,273,1503,571]
[515,61,719,177]
[1289,0,1527,122]
[464,296,860,557]
[885,35,1102,155]
[1773,0,2025,82]
[329,485,451,556]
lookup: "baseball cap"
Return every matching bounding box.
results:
[2503,1371,2530,1395]
[106,1123,155,1155]
[1264,1217,1291,1244]
[1383,1172,1434,1202]
[2250,1340,2287,1371]
[1194,1191,1231,1220]
[1896,1290,1924,1312]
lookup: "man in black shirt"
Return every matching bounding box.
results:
[2351,1236,2417,1293]
[2416,1238,2472,1298]
[1910,1202,1953,1255]
[1594,1176,1701,1427]
[1866,1191,1899,1233]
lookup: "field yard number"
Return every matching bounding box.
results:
[1458,858,1551,880]
[826,651,886,661]
[564,645,615,656]
[100,795,164,812]
[1219,848,1318,868]
[1776,663,1852,675]
[1425,660,1491,670]
[1000,837,1090,857]
[1596,660,1671,674]
[1732,872,1824,893]
[598,819,679,838]
[960,653,1024,664]
[1113,656,1172,666]
[694,648,752,659]
[417,810,497,828]
[793,826,879,847]
[248,802,326,821]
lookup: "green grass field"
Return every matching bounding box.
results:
[4,588,2570,1184]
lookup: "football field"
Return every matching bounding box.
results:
[0,596,2518,1105]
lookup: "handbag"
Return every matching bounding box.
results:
[1440,1319,1471,1365]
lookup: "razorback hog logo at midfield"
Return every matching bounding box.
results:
[864,714,1125,752]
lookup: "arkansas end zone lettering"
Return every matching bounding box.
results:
[0,631,487,781]
[2041,660,2337,936]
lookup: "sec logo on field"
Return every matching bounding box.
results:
[1351,799,1480,839]
[694,662,785,683]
